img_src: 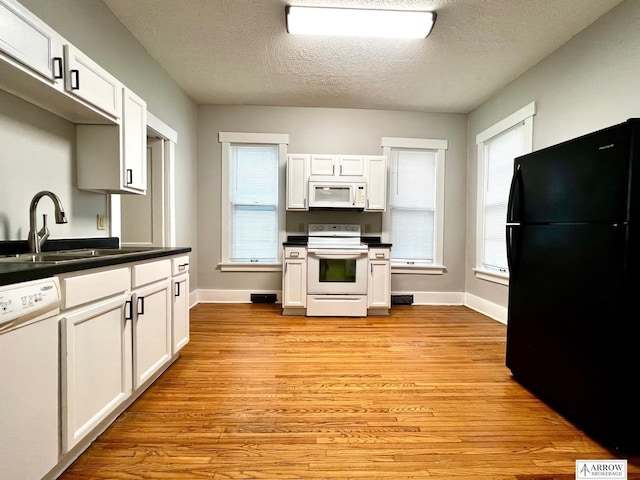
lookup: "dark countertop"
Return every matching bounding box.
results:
[0,237,191,287]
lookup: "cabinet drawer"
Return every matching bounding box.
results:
[60,266,130,310]
[369,248,390,260]
[171,255,190,276]
[284,246,307,259]
[133,258,171,288]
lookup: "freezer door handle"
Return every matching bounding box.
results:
[506,164,521,223]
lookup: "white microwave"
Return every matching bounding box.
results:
[308,181,367,209]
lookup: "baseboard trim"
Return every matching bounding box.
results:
[393,290,464,306]
[463,292,508,324]
[196,289,281,304]
[190,289,507,325]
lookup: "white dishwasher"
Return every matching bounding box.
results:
[0,277,61,480]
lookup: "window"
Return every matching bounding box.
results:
[219,132,289,271]
[381,137,448,274]
[475,102,535,285]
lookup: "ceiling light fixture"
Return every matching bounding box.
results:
[285,6,437,39]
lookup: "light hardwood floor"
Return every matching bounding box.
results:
[59,303,640,479]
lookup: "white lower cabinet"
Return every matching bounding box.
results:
[132,258,172,389]
[132,278,171,389]
[57,254,186,456]
[282,246,307,313]
[58,265,132,453]
[172,256,190,354]
[368,248,391,314]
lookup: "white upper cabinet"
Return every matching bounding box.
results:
[338,155,365,176]
[76,86,147,194]
[0,0,124,123]
[64,44,121,119]
[286,154,310,210]
[364,155,387,211]
[0,0,63,82]
[287,153,387,211]
[310,154,365,176]
[122,86,147,193]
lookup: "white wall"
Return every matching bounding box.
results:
[466,0,640,310]
[198,105,467,296]
[4,0,199,289]
[0,90,106,240]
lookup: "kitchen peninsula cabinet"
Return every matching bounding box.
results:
[282,246,307,314]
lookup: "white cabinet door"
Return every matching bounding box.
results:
[122,86,147,193]
[60,293,132,453]
[133,278,172,389]
[0,0,64,82]
[368,260,391,308]
[339,155,365,176]
[368,248,391,309]
[283,259,307,307]
[286,154,309,210]
[282,246,307,308]
[310,154,337,176]
[364,155,387,211]
[172,272,190,354]
[64,43,121,119]
[76,86,148,194]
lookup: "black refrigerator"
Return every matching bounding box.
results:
[505,118,639,454]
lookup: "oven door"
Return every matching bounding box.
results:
[307,249,368,295]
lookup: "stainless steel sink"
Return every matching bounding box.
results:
[0,247,162,264]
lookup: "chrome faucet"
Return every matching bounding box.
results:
[28,191,68,253]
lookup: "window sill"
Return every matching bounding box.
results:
[473,268,509,286]
[391,264,445,275]
[219,263,282,272]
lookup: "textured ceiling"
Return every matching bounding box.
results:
[102,0,623,113]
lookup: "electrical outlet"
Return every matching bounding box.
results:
[97,214,106,230]
[364,224,372,233]
[298,223,305,232]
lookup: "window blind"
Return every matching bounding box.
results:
[389,149,437,263]
[230,145,279,263]
[482,123,526,272]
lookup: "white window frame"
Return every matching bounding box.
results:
[474,102,535,285]
[219,132,289,272]
[381,137,448,275]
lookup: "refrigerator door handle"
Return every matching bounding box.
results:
[506,224,519,277]
[506,164,522,223]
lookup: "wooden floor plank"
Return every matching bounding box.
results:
[58,304,640,479]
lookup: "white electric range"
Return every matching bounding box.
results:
[306,224,369,317]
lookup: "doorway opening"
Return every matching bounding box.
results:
[108,112,177,247]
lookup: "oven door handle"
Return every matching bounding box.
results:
[308,250,368,260]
